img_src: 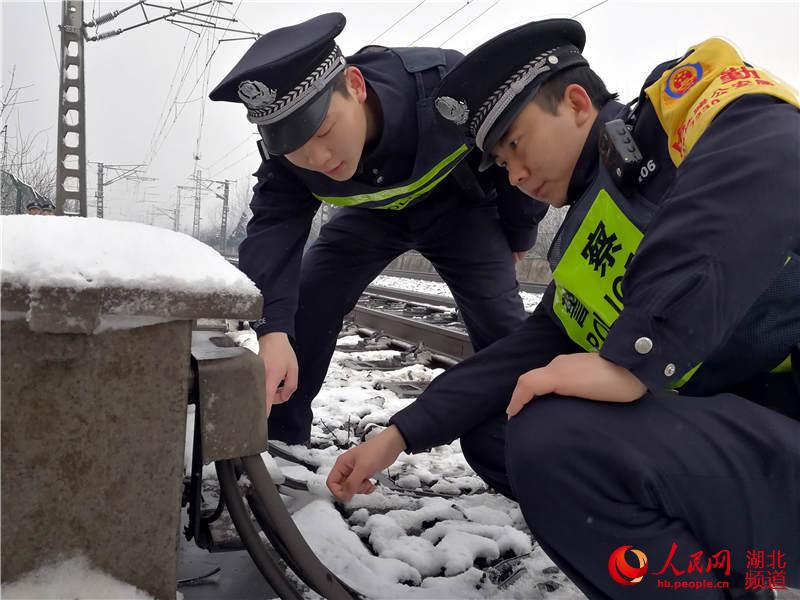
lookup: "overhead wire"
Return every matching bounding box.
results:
[144,23,213,164]
[440,0,501,46]
[193,3,219,163]
[218,0,258,37]
[41,1,61,76]
[145,1,254,167]
[203,133,254,171]
[409,0,473,46]
[206,145,258,181]
[144,28,207,165]
[369,1,426,45]
[571,0,610,19]
[439,0,610,50]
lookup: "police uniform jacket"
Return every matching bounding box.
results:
[390,49,800,453]
[239,47,546,339]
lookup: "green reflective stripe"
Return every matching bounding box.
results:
[552,190,644,352]
[313,144,469,207]
[670,362,703,389]
[770,354,792,374]
[374,167,458,210]
[673,353,791,389]
[318,193,374,207]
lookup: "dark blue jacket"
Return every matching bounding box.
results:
[239,46,545,338]
[390,60,800,453]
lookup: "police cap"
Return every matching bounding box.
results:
[209,13,347,156]
[435,19,588,171]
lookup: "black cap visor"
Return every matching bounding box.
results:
[476,50,589,172]
[477,82,543,172]
[258,84,334,156]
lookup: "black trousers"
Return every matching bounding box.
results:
[416,309,800,599]
[268,194,527,444]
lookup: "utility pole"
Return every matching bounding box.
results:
[203,178,232,254]
[175,184,195,232]
[90,162,154,218]
[52,0,258,218]
[95,162,103,217]
[55,0,87,216]
[192,168,202,238]
[220,180,229,254]
[153,205,178,228]
[142,190,160,225]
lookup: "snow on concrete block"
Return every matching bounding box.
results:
[1,216,261,332]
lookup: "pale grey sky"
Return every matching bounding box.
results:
[2,0,798,231]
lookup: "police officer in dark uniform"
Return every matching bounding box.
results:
[327,19,800,599]
[209,13,546,444]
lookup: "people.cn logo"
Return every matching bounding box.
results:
[608,545,649,585]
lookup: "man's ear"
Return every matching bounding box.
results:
[345,66,368,103]
[563,83,594,127]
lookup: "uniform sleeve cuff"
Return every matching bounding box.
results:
[599,305,698,391]
[388,409,432,454]
[250,317,295,340]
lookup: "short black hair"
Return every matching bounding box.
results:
[533,65,618,114]
[331,69,349,96]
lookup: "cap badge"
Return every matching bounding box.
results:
[237,80,277,109]
[435,96,469,125]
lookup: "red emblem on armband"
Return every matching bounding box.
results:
[666,63,703,98]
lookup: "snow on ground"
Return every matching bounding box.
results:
[372,275,544,313]
[209,326,586,599]
[1,555,159,599]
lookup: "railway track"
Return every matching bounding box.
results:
[354,281,547,359]
[380,269,549,294]
[194,285,800,600]
[214,258,800,600]
[187,315,537,598]
[223,256,549,295]
[354,286,471,360]
[364,284,457,309]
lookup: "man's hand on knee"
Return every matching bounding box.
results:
[506,352,647,418]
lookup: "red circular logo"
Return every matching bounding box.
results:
[608,545,649,585]
[666,63,703,98]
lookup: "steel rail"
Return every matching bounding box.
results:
[364,285,457,309]
[380,268,549,294]
[350,305,472,360]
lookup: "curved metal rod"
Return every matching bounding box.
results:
[215,459,304,600]
[240,454,362,600]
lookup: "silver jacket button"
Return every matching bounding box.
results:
[664,363,676,377]
[634,337,653,354]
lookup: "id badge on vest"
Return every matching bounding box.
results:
[548,161,657,352]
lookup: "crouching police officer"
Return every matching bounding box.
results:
[327,18,800,599]
[209,13,547,444]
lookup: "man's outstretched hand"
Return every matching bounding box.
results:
[258,332,298,417]
[327,425,408,503]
